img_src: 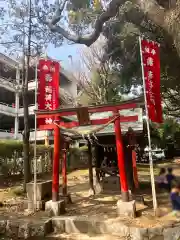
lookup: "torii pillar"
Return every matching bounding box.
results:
[45,124,66,215]
[61,139,72,203]
[113,110,129,202]
[52,123,60,201]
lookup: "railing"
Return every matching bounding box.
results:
[0,102,16,116]
[0,130,22,140]
[0,77,36,92]
[0,77,15,92]
[18,104,35,116]
[0,102,36,116]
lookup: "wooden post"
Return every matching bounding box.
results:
[113,110,129,202]
[62,141,68,196]
[52,124,60,201]
[87,140,95,195]
[132,149,139,189]
[95,145,101,184]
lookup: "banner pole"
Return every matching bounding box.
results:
[33,58,38,212]
[139,36,158,213]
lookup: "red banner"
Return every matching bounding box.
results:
[140,38,162,123]
[37,59,60,127]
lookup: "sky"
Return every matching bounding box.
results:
[47,43,81,69]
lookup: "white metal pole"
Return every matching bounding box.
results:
[14,66,20,139]
[33,59,38,211]
[139,36,158,213]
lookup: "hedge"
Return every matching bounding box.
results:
[0,140,88,159]
[0,140,52,158]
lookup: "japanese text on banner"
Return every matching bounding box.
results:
[37,59,60,127]
[140,39,162,123]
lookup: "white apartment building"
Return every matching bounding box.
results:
[0,53,77,142]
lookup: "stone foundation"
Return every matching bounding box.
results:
[117,200,136,218]
[45,200,66,216]
[27,180,52,201]
[26,180,52,210]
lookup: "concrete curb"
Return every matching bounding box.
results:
[0,215,180,239]
[52,216,180,240]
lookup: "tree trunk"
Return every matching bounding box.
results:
[22,65,31,192]
[88,141,95,195]
[95,146,101,184]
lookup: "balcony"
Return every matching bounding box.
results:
[0,129,22,140]
[0,129,53,141]
[19,105,35,116]
[0,102,16,116]
[0,103,36,117]
[30,130,53,141]
[0,77,16,92]
[0,77,77,105]
[0,78,36,92]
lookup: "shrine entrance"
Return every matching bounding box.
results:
[35,98,143,203]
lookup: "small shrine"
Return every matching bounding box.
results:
[35,97,144,216]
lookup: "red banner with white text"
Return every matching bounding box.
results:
[140,38,162,123]
[37,59,60,127]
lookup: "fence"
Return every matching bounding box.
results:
[0,148,52,177]
[0,145,90,178]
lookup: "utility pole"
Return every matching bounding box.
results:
[22,0,32,191]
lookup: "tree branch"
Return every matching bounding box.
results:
[135,0,166,28]
[50,0,67,25]
[46,0,167,46]
[48,0,127,46]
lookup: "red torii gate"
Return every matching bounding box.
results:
[35,100,141,202]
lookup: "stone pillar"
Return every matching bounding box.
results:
[14,66,20,139]
[45,131,49,146]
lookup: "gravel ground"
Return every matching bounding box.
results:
[0,161,180,229]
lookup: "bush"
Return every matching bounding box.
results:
[0,140,52,158]
[0,140,53,176]
[0,140,23,158]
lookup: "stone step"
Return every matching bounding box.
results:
[52,216,130,238]
[47,233,125,239]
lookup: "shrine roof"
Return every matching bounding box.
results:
[60,108,143,137]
